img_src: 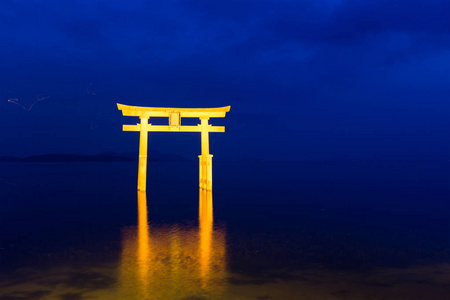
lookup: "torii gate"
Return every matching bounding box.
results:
[117,103,230,191]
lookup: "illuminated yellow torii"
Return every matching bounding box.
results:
[117,103,230,191]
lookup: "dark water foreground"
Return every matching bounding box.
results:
[0,161,449,299]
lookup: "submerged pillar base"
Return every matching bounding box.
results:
[199,154,213,190]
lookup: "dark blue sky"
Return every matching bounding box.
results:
[1,0,449,161]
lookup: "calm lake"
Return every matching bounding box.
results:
[0,161,449,299]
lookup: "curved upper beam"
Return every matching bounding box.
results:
[117,103,230,118]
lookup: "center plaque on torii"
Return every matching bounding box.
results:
[117,103,230,191]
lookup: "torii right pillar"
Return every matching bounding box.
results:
[199,117,213,190]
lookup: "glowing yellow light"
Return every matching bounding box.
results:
[137,191,149,286]
[199,188,213,286]
[117,104,230,191]
[118,190,227,299]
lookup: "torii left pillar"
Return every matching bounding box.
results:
[138,115,149,191]
[199,117,213,190]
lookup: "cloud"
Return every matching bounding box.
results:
[0,0,448,107]
[1,0,448,68]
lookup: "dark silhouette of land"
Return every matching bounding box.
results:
[0,151,191,162]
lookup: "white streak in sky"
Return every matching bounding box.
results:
[7,95,49,111]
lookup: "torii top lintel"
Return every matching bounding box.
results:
[117,103,230,118]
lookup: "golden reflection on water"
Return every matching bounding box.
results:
[118,190,227,300]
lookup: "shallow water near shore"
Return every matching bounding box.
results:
[0,161,449,299]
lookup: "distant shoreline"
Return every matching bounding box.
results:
[0,154,447,163]
[0,152,191,163]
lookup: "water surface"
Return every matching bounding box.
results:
[0,161,448,299]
